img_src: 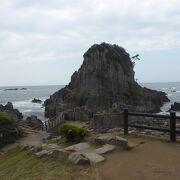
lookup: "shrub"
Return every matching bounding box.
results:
[0,112,16,127]
[58,123,90,142]
[0,112,25,148]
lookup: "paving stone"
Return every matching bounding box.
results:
[44,143,61,150]
[65,142,90,152]
[51,149,70,158]
[68,152,90,165]
[94,135,112,145]
[83,152,105,164]
[94,144,115,155]
[113,136,128,149]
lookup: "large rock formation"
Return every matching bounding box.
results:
[44,43,169,120]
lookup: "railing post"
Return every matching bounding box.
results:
[170,111,176,142]
[124,108,129,135]
[44,121,47,132]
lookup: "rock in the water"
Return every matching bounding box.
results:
[68,152,90,165]
[65,142,90,152]
[44,43,169,121]
[94,144,115,155]
[83,152,105,164]
[20,88,27,90]
[4,88,18,91]
[169,102,180,111]
[32,98,42,104]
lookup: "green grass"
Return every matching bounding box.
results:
[0,148,95,180]
[63,121,88,128]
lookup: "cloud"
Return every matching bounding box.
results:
[0,0,180,85]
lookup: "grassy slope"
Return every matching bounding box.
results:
[0,148,96,180]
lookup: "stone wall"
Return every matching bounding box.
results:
[90,113,123,132]
[64,108,90,121]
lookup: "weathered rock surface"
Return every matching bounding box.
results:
[34,150,50,158]
[51,149,69,158]
[83,152,105,164]
[94,144,115,155]
[24,116,43,130]
[45,43,169,121]
[68,152,90,165]
[93,135,128,149]
[43,143,62,150]
[27,145,43,154]
[65,142,90,152]
[0,102,23,120]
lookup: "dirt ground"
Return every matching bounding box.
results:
[98,136,180,180]
[0,129,48,153]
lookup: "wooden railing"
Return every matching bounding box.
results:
[43,112,64,132]
[123,109,180,142]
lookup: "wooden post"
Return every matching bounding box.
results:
[45,121,47,132]
[48,121,51,129]
[170,111,176,142]
[124,108,129,135]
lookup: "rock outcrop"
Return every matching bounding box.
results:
[45,43,169,120]
[32,98,42,104]
[169,102,180,111]
[0,102,23,120]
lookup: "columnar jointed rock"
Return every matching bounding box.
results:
[45,43,169,120]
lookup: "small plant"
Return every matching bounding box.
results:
[0,112,16,127]
[58,123,90,142]
[0,112,25,148]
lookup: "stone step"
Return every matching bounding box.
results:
[83,152,105,164]
[94,144,115,155]
[65,142,90,152]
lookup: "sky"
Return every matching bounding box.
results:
[0,0,180,86]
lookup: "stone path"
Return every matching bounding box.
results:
[24,134,130,165]
[1,130,130,166]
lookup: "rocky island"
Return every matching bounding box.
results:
[44,43,169,121]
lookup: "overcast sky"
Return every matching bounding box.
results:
[1,0,180,86]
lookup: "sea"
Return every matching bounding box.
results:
[0,82,180,121]
[0,85,64,121]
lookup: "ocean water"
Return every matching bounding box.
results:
[0,85,64,121]
[0,82,180,121]
[141,82,180,116]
